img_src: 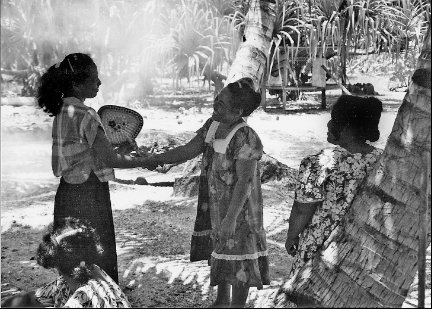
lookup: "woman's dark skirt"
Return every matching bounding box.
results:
[53,172,118,283]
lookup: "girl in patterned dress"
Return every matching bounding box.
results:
[153,79,270,308]
[1,217,131,308]
[283,95,384,293]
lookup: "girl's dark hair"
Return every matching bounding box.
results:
[36,53,96,116]
[331,95,383,142]
[36,217,103,284]
[224,78,261,117]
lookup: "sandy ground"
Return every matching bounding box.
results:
[1,76,430,307]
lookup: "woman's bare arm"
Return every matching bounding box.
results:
[92,127,158,169]
[219,159,257,239]
[228,159,256,219]
[285,200,321,255]
[153,134,205,165]
[286,200,320,240]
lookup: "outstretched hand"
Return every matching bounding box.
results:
[115,139,138,155]
[141,156,162,171]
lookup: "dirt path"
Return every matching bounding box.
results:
[1,173,294,307]
[1,174,430,307]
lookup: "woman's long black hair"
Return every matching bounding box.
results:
[36,53,96,116]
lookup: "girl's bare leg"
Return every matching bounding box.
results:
[211,283,231,307]
[231,285,249,308]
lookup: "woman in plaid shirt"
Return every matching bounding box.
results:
[36,53,157,283]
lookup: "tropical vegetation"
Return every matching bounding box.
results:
[1,0,430,99]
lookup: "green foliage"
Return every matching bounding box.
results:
[266,0,430,87]
[165,0,239,88]
[389,56,418,88]
[1,0,429,96]
[1,0,243,96]
[347,50,419,89]
[21,65,45,96]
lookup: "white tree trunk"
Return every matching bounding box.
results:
[224,0,276,92]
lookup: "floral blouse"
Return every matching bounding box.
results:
[290,146,382,274]
[34,265,130,308]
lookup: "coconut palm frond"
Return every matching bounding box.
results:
[165,0,233,86]
[313,0,340,20]
[208,0,237,17]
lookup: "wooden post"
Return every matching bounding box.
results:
[261,85,267,111]
[321,88,326,109]
[281,59,287,111]
[321,65,351,95]
[341,44,347,85]
[282,88,287,111]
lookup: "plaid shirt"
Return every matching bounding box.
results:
[52,97,115,184]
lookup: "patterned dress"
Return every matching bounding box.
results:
[191,118,270,289]
[290,146,382,275]
[34,264,130,307]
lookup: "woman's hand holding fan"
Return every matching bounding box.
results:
[114,130,139,155]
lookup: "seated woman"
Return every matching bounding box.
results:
[284,95,383,286]
[1,217,130,308]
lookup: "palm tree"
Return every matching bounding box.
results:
[225,0,277,91]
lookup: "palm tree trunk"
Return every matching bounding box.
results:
[274,24,431,308]
[224,0,276,92]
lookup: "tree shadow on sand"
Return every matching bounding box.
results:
[113,183,296,308]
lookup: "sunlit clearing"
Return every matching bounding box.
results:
[122,256,212,300]
[110,186,174,211]
[1,201,53,233]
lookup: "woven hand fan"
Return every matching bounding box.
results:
[97,105,143,147]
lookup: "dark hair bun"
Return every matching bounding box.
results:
[362,96,382,142]
[332,95,383,142]
[226,78,261,117]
